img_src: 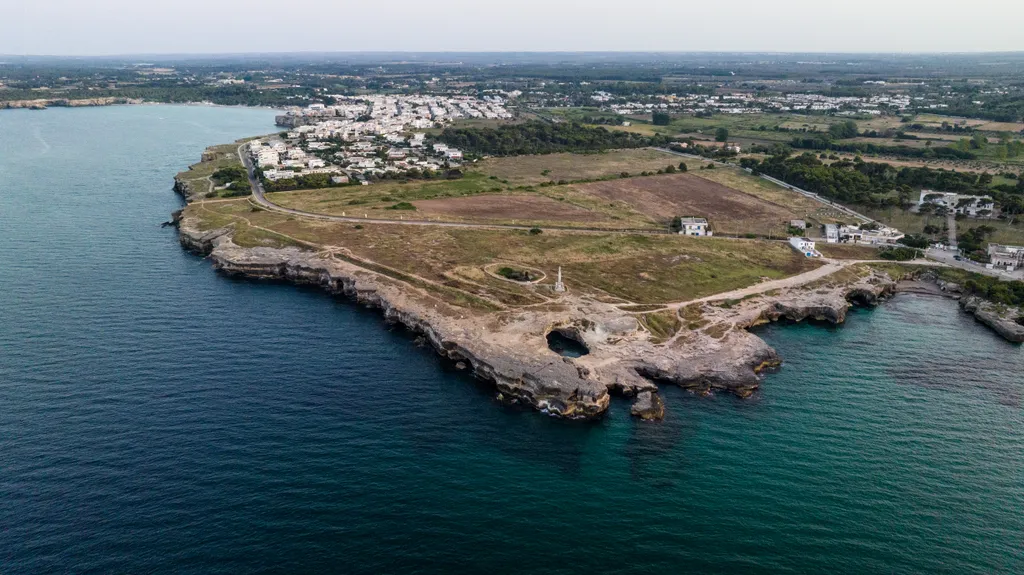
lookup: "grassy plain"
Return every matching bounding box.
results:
[188,199,819,307]
[265,148,842,233]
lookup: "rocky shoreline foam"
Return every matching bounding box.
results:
[175,206,901,421]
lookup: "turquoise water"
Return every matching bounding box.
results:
[1,106,1022,574]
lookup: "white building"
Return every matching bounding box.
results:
[988,244,1024,271]
[789,237,818,257]
[824,224,840,244]
[839,224,905,245]
[918,191,995,217]
[677,217,711,237]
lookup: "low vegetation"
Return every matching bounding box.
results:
[188,199,819,308]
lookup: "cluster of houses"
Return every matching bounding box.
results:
[249,96,512,184]
[251,128,465,184]
[917,190,995,218]
[823,223,905,245]
[603,91,913,117]
[274,95,512,128]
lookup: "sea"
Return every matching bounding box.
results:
[0,105,1021,574]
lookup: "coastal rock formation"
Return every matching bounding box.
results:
[630,391,665,421]
[0,97,141,110]
[177,213,898,420]
[960,296,1024,343]
[173,176,200,202]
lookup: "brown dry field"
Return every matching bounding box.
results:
[569,173,798,236]
[412,194,609,223]
[477,149,681,185]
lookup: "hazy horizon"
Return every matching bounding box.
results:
[5,0,1023,56]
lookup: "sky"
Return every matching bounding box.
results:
[3,0,1023,55]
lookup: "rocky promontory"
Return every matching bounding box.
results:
[176,208,899,421]
[960,296,1024,343]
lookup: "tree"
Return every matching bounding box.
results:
[652,112,671,126]
[715,127,729,142]
[678,162,688,173]
[828,120,859,139]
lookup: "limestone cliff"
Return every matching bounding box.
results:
[177,209,898,421]
[960,297,1024,343]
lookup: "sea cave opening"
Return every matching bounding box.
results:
[546,329,590,357]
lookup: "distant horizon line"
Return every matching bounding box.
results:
[3,49,1024,59]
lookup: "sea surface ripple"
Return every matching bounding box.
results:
[0,106,1021,574]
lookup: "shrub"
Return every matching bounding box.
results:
[529,227,543,235]
[387,202,416,210]
[879,247,920,261]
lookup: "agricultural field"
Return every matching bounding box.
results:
[475,148,682,185]
[187,198,820,307]
[264,149,836,233]
[688,165,842,224]
[565,173,801,236]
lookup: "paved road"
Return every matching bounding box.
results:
[925,247,1023,281]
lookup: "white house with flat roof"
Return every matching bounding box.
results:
[824,224,840,243]
[988,244,1024,271]
[677,217,710,237]
[789,237,818,257]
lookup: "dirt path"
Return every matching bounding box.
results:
[660,258,945,311]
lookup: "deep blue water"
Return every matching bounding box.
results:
[1,106,1022,574]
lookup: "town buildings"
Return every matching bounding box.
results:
[249,95,511,185]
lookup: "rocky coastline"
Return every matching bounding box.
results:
[0,97,143,110]
[175,208,901,421]
[894,272,1024,344]
[959,296,1024,343]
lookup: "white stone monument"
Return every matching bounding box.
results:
[554,266,566,293]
